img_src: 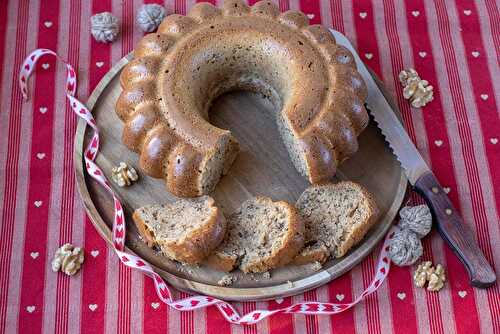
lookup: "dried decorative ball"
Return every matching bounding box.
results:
[388,228,423,266]
[137,4,166,32]
[399,205,432,238]
[91,12,119,43]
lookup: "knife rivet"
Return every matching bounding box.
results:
[431,187,439,194]
[445,208,452,215]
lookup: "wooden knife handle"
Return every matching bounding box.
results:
[414,171,497,288]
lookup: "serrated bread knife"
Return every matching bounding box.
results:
[331,30,496,288]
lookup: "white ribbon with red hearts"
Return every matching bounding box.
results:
[19,48,396,325]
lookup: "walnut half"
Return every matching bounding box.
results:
[51,243,85,276]
[413,261,446,292]
[111,162,139,187]
[399,68,434,108]
[427,264,446,292]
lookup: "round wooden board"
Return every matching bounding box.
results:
[74,53,407,301]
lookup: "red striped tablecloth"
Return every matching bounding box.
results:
[0,0,499,333]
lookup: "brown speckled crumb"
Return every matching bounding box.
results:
[205,196,304,273]
[217,274,236,286]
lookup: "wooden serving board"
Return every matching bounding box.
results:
[74,52,407,301]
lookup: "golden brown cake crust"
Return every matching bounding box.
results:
[118,0,368,197]
[132,197,227,264]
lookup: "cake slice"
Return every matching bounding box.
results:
[205,196,305,273]
[294,181,379,264]
[132,196,226,265]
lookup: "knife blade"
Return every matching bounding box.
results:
[331,30,497,288]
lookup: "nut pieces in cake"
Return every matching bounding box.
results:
[111,162,139,187]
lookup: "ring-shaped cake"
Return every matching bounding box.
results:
[116,0,368,197]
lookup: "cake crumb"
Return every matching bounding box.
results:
[262,271,271,279]
[218,274,236,286]
[287,280,294,288]
[305,261,322,272]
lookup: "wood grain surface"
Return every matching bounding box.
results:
[74,54,408,301]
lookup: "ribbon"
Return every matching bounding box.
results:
[19,48,396,325]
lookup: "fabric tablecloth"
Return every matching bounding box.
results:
[0,0,499,333]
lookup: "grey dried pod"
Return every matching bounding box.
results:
[137,4,166,32]
[388,228,423,266]
[91,12,119,43]
[398,204,432,238]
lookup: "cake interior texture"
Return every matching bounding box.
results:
[296,182,379,259]
[207,196,304,273]
[133,196,226,264]
[139,197,213,242]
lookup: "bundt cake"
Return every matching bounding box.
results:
[117,0,369,197]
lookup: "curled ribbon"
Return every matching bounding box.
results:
[19,48,396,325]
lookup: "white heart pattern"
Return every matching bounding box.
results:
[151,302,160,309]
[36,152,46,160]
[419,51,427,58]
[411,11,420,17]
[443,187,451,194]
[89,304,98,311]
[39,107,48,114]
[434,140,443,147]
[26,306,36,313]
[34,200,43,208]
[96,62,104,68]
[42,63,50,70]
[458,290,467,298]
[463,10,472,16]
[471,51,480,58]
[359,12,367,19]
[397,292,406,300]
[275,298,284,304]
[490,138,498,145]
[306,14,315,20]
[44,21,53,28]
[91,250,100,257]
[480,94,488,100]
[336,294,345,301]
[30,252,39,259]
[365,53,373,60]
